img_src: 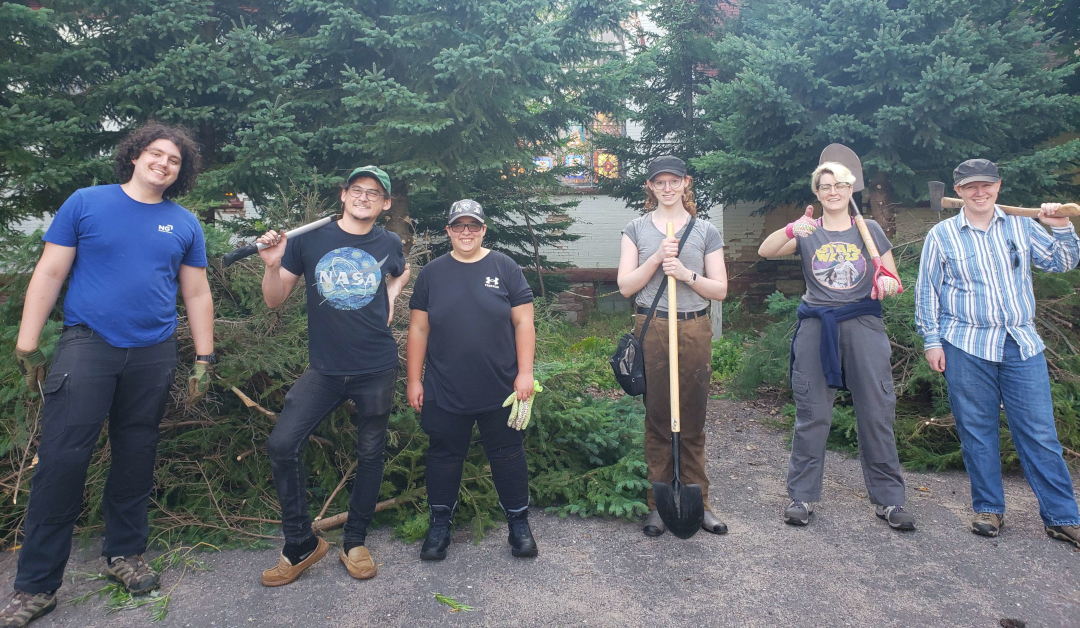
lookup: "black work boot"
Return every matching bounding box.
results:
[420,503,456,561]
[503,504,538,558]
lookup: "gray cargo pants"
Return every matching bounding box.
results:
[787,315,906,506]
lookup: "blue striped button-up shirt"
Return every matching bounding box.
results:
[915,207,1080,362]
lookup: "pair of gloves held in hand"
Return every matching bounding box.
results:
[14,347,213,404]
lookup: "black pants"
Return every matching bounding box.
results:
[266,367,396,547]
[15,326,178,594]
[421,403,529,514]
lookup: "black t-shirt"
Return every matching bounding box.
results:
[409,251,534,413]
[282,221,406,375]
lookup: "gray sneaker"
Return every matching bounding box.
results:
[784,500,813,526]
[876,505,916,531]
[0,591,57,627]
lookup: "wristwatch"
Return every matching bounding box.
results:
[195,352,219,364]
[686,272,698,285]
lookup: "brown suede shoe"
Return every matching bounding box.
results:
[1046,524,1080,549]
[261,537,329,587]
[339,546,377,580]
[970,512,1004,538]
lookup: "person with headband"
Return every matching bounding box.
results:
[617,156,729,537]
[407,199,539,560]
[758,161,913,531]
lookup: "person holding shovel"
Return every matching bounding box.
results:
[617,156,729,537]
[758,161,913,531]
[406,199,538,559]
[915,158,1080,548]
[255,165,410,586]
[3,123,215,627]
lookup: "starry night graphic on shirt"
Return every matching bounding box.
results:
[314,247,387,310]
[811,241,866,290]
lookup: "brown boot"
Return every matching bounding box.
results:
[1046,525,1080,549]
[339,546,377,580]
[261,537,329,587]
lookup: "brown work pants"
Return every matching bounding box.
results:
[635,312,713,511]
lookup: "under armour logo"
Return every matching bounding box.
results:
[158,224,174,233]
[485,277,499,288]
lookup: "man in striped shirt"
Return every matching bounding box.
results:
[915,158,1080,549]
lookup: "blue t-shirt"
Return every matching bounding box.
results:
[44,184,207,348]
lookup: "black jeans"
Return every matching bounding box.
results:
[266,367,396,547]
[15,326,178,594]
[421,403,529,514]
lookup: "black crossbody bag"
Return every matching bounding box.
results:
[609,217,696,396]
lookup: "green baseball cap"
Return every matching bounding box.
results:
[346,165,391,196]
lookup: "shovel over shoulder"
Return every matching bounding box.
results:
[928,181,1080,218]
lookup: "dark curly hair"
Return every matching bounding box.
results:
[113,122,201,198]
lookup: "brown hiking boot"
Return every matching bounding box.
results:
[1045,525,1080,549]
[0,591,56,627]
[261,536,329,587]
[106,555,160,595]
[970,512,1004,537]
[339,546,377,580]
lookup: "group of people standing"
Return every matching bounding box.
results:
[3,122,1079,627]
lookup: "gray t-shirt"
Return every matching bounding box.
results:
[622,215,724,311]
[796,218,892,307]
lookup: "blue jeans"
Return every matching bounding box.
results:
[943,337,1080,526]
[266,367,396,547]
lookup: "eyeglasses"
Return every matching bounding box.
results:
[449,222,484,233]
[650,179,685,191]
[817,183,852,193]
[346,186,388,200]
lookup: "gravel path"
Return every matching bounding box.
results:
[2,398,1077,628]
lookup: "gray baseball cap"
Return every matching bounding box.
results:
[447,199,485,224]
[953,159,1000,187]
[647,155,687,180]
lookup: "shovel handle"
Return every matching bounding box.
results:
[940,197,1080,218]
[667,222,680,434]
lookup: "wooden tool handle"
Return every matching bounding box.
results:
[941,197,1080,218]
[853,214,881,259]
[666,222,680,434]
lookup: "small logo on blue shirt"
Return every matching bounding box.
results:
[485,277,499,288]
[158,224,174,233]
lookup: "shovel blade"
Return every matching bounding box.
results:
[652,480,704,539]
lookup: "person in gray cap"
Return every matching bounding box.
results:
[915,158,1080,548]
[254,165,411,585]
[617,155,730,537]
[407,199,539,560]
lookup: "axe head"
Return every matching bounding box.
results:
[928,181,946,213]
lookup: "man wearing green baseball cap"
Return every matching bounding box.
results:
[255,164,411,586]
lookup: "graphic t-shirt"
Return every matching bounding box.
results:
[43,184,207,348]
[281,221,405,375]
[409,251,534,414]
[796,218,892,307]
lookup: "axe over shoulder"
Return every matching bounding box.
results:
[928,181,1080,218]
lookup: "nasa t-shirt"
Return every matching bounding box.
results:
[796,218,892,307]
[409,251,534,414]
[282,221,405,375]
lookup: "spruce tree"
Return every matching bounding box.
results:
[693,0,1080,234]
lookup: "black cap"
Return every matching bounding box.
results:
[447,199,485,225]
[953,159,1000,187]
[647,155,687,181]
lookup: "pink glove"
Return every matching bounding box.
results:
[785,206,817,239]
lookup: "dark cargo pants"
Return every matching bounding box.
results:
[636,313,714,511]
[15,326,178,594]
[787,316,906,506]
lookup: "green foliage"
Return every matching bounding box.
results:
[711,336,743,382]
[693,0,1080,211]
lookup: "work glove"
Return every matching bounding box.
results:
[503,380,544,431]
[875,275,901,299]
[186,361,214,405]
[785,206,817,239]
[14,347,47,394]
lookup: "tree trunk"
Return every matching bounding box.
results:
[866,172,897,238]
[385,183,414,255]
